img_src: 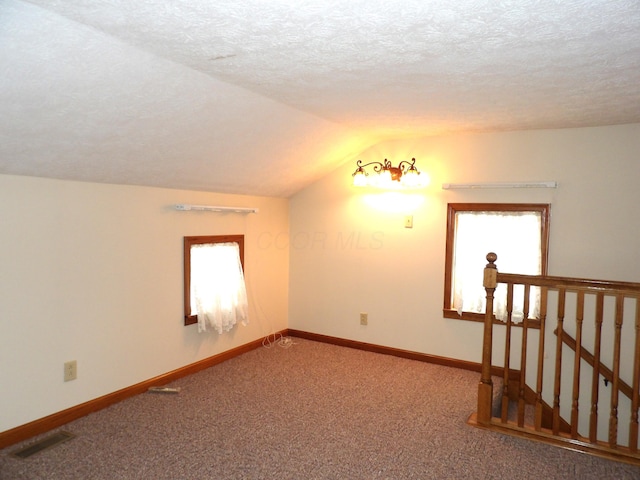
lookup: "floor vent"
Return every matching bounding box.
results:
[11,431,76,459]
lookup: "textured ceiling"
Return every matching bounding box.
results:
[1,0,639,197]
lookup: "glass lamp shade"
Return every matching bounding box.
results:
[376,169,394,188]
[401,169,420,188]
[353,170,368,187]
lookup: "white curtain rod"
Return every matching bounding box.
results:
[174,204,259,214]
[442,181,557,190]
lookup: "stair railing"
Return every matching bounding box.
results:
[472,252,640,465]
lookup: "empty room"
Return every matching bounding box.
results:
[1,1,640,478]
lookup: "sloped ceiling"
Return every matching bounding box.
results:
[1,1,639,197]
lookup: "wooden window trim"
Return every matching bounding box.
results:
[443,203,550,324]
[183,235,245,326]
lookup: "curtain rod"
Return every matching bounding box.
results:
[442,181,557,190]
[174,204,259,214]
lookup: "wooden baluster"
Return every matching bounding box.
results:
[589,292,604,443]
[518,284,531,427]
[630,297,640,452]
[478,253,498,425]
[553,288,566,435]
[571,291,585,439]
[501,283,514,423]
[609,294,624,448]
[535,286,548,432]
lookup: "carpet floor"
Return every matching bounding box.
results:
[1,338,639,479]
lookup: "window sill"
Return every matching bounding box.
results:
[443,309,540,329]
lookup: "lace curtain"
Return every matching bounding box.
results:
[452,211,542,323]
[190,242,249,334]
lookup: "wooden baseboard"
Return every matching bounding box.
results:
[2,329,496,450]
[0,331,286,449]
[287,329,488,373]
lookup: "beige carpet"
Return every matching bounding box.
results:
[1,338,639,479]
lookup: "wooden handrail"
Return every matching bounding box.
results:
[496,272,640,295]
[555,328,634,399]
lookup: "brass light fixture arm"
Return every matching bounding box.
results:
[352,157,421,184]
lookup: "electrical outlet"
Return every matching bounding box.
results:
[64,360,77,382]
[360,313,368,325]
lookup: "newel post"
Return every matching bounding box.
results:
[478,252,498,424]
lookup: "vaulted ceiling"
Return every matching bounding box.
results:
[2,1,639,197]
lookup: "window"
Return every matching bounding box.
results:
[443,203,550,323]
[183,235,248,333]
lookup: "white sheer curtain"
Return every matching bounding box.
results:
[452,211,541,323]
[190,242,249,334]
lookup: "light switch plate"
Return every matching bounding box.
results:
[404,215,413,228]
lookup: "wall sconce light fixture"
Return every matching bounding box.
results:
[352,158,427,189]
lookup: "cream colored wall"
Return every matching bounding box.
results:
[0,175,289,432]
[289,124,640,362]
[3,123,639,436]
